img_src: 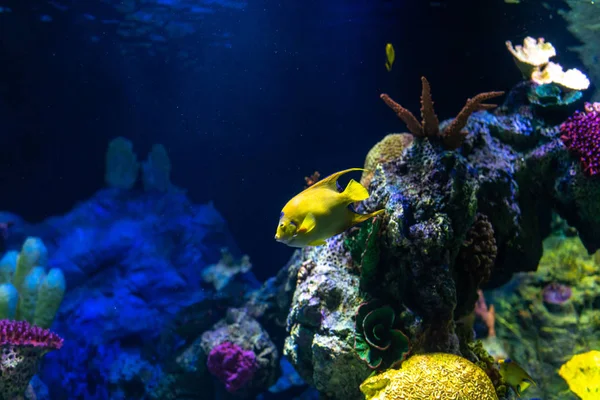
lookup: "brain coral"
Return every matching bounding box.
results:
[361,133,414,187]
[360,353,499,400]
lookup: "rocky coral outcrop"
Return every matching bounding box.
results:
[281,77,600,399]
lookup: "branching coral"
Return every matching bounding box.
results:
[380,77,503,150]
[0,237,66,329]
[304,171,321,188]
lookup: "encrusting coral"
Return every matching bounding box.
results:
[360,133,413,187]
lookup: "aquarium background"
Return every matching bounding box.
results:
[3,0,586,280]
[0,0,599,399]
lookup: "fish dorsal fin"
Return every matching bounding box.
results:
[298,213,317,234]
[343,179,370,203]
[310,168,367,191]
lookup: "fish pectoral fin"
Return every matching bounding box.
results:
[298,213,317,234]
[343,179,370,203]
[307,239,327,246]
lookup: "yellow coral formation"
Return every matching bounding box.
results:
[360,353,499,400]
[361,133,413,187]
[558,350,600,400]
[531,61,590,91]
[506,37,556,77]
[505,36,590,91]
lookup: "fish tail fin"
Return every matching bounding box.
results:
[343,179,370,203]
[352,209,385,225]
[385,62,392,72]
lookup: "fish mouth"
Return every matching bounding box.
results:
[275,235,292,244]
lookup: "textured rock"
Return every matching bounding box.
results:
[283,237,371,400]
[283,82,600,400]
[201,308,279,398]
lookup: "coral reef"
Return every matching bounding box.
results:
[281,75,600,399]
[360,353,498,400]
[0,319,63,399]
[2,186,243,397]
[489,234,600,400]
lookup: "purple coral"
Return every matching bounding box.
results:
[542,282,572,305]
[207,341,257,393]
[0,319,64,398]
[560,102,600,177]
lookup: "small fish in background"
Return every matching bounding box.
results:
[385,43,395,72]
[499,358,536,397]
[275,168,384,248]
[504,0,521,3]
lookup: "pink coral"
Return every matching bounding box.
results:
[0,319,63,349]
[560,102,600,177]
[207,341,257,393]
[0,320,64,399]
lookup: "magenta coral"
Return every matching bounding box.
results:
[0,319,63,349]
[207,341,257,393]
[560,102,600,177]
[0,320,64,399]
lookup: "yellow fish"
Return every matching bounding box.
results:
[499,358,536,397]
[275,168,384,248]
[385,43,395,72]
